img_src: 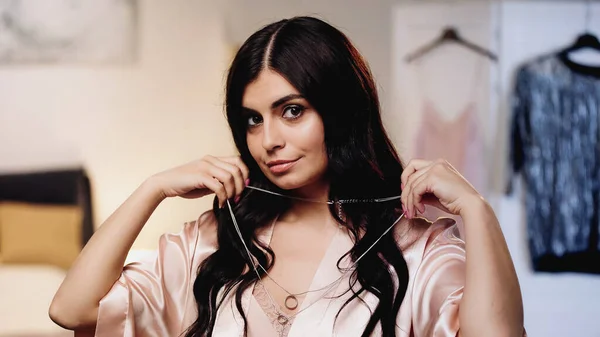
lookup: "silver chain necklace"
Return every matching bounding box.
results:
[225,185,405,331]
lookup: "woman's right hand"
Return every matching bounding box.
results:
[51,155,249,330]
[148,155,250,207]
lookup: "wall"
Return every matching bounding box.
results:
[0,0,397,250]
[392,1,600,336]
[224,0,396,135]
[0,0,235,249]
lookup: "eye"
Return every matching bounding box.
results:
[247,115,263,127]
[282,105,304,119]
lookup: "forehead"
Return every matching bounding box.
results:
[242,70,300,109]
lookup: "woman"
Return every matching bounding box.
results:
[50,16,525,337]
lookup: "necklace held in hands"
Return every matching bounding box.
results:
[225,186,405,329]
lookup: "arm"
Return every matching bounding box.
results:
[458,197,524,337]
[49,156,248,330]
[49,180,165,329]
[401,158,524,337]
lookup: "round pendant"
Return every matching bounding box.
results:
[284,295,299,310]
[277,314,289,325]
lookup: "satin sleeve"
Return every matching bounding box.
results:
[89,210,218,337]
[410,221,528,337]
[411,222,465,337]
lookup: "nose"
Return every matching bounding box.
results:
[262,118,284,152]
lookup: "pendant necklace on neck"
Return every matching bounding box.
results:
[277,224,342,311]
[226,185,405,317]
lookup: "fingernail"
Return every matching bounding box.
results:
[234,195,240,203]
[401,183,404,189]
[245,179,250,186]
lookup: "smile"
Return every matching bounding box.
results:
[266,158,300,174]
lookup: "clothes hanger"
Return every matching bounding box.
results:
[405,26,498,63]
[560,1,600,55]
[561,32,600,54]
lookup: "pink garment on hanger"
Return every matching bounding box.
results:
[411,54,488,198]
[409,55,488,235]
[412,99,485,238]
[413,99,485,194]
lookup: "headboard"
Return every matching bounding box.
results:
[0,168,94,248]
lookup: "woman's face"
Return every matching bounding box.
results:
[242,69,328,192]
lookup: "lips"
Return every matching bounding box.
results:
[266,158,299,174]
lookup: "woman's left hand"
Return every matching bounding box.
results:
[400,158,484,219]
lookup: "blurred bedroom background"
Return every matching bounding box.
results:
[0,0,599,336]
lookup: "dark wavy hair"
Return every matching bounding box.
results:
[184,16,408,337]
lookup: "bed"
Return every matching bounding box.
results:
[0,169,93,337]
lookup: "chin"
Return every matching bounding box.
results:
[267,174,307,190]
[266,172,328,194]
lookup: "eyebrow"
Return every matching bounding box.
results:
[270,94,304,109]
[242,94,305,114]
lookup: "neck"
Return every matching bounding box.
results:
[280,178,334,225]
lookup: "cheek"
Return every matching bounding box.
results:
[302,120,327,164]
[313,134,327,161]
[317,142,329,169]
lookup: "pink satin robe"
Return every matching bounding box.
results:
[79,211,520,337]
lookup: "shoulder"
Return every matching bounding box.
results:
[420,217,464,254]
[158,209,219,257]
[401,217,467,336]
[187,209,219,247]
[188,209,218,236]
[396,216,465,270]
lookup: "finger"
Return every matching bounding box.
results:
[401,159,433,189]
[222,156,251,196]
[401,161,433,215]
[410,172,432,216]
[204,164,236,201]
[221,156,250,180]
[406,168,430,218]
[405,162,431,193]
[205,156,245,198]
[199,174,228,207]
